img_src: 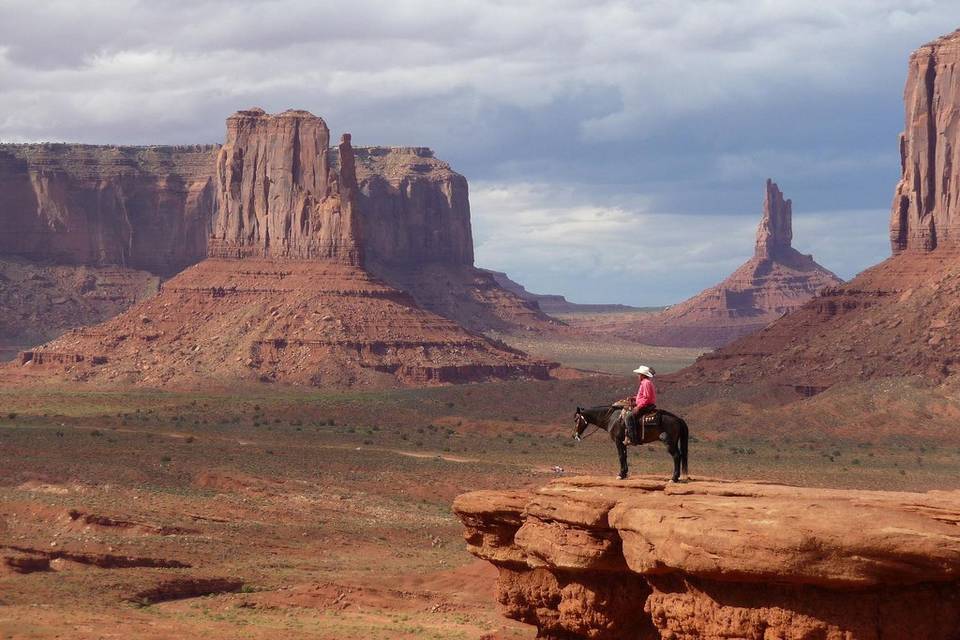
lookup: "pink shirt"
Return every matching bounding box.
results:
[634,377,656,409]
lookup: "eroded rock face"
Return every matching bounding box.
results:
[754,179,792,260]
[454,477,960,640]
[891,28,960,253]
[0,143,217,276]
[210,109,362,264]
[352,146,473,268]
[608,180,841,347]
[0,110,557,341]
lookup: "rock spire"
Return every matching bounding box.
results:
[209,108,362,264]
[755,178,793,260]
[603,180,841,348]
[891,28,960,253]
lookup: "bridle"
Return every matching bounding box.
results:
[573,411,602,442]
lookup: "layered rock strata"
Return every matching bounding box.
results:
[610,180,841,348]
[350,146,558,332]
[482,269,642,315]
[455,476,960,640]
[0,111,556,343]
[0,143,217,275]
[6,108,556,386]
[13,258,553,387]
[210,109,362,263]
[675,28,960,389]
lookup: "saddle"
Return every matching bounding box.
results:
[641,410,661,430]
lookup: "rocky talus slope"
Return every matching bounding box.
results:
[673,27,960,389]
[15,258,551,387]
[455,476,960,640]
[0,258,159,360]
[608,180,840,348]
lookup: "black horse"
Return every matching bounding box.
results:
[574,405,689,482]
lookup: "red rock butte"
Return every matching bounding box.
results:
[606,180,841,348]
[674,26,960,391]
[455,476,960,639]
[3,109,558,387]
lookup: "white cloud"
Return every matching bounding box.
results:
[0,1,951,302]
[2,0,957,143]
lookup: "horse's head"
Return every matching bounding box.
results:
[573,406,589,442]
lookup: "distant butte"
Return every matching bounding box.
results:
[605,180,841,348]
[5,109,555,388]
[673,26,960,392]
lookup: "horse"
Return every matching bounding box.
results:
[574,405,689,482]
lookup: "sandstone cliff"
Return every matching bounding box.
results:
[0,143,217,275]
[352,146,473,268]
[7,110,556,387]
[350,146,559,333]
[607,180,841,348]
[210,109,362,263]
[891,28,960,253]
[0,111,556,345]
[455,476,960,640]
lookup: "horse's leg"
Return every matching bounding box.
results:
[666,437,680,483]
[616,440,629,479]
[679,420,690,481]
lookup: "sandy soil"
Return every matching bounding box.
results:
[2,365,960,638]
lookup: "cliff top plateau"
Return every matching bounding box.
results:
[456,475,960,639]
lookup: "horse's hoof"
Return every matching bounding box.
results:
[616,474,628,480]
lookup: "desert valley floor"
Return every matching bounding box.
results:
[3,329,960,639]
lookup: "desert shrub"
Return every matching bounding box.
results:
[161,455,171,463]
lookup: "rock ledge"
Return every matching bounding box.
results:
[454,476,960,639]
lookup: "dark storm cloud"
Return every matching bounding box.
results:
[2,0,959,304]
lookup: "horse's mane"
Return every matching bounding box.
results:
[580,405,620,424]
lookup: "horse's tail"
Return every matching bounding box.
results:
[679,418,689,477]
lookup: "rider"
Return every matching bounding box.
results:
[624,365,656,445]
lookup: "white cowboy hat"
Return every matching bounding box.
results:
[632,365,656,377]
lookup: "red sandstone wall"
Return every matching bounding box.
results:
[0,143,217,276]
[891,28,960,253]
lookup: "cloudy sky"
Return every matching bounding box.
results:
[3,1,960,304]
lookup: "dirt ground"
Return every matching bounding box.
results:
[3,350,960,638]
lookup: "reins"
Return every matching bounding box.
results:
[577,423,603,441]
